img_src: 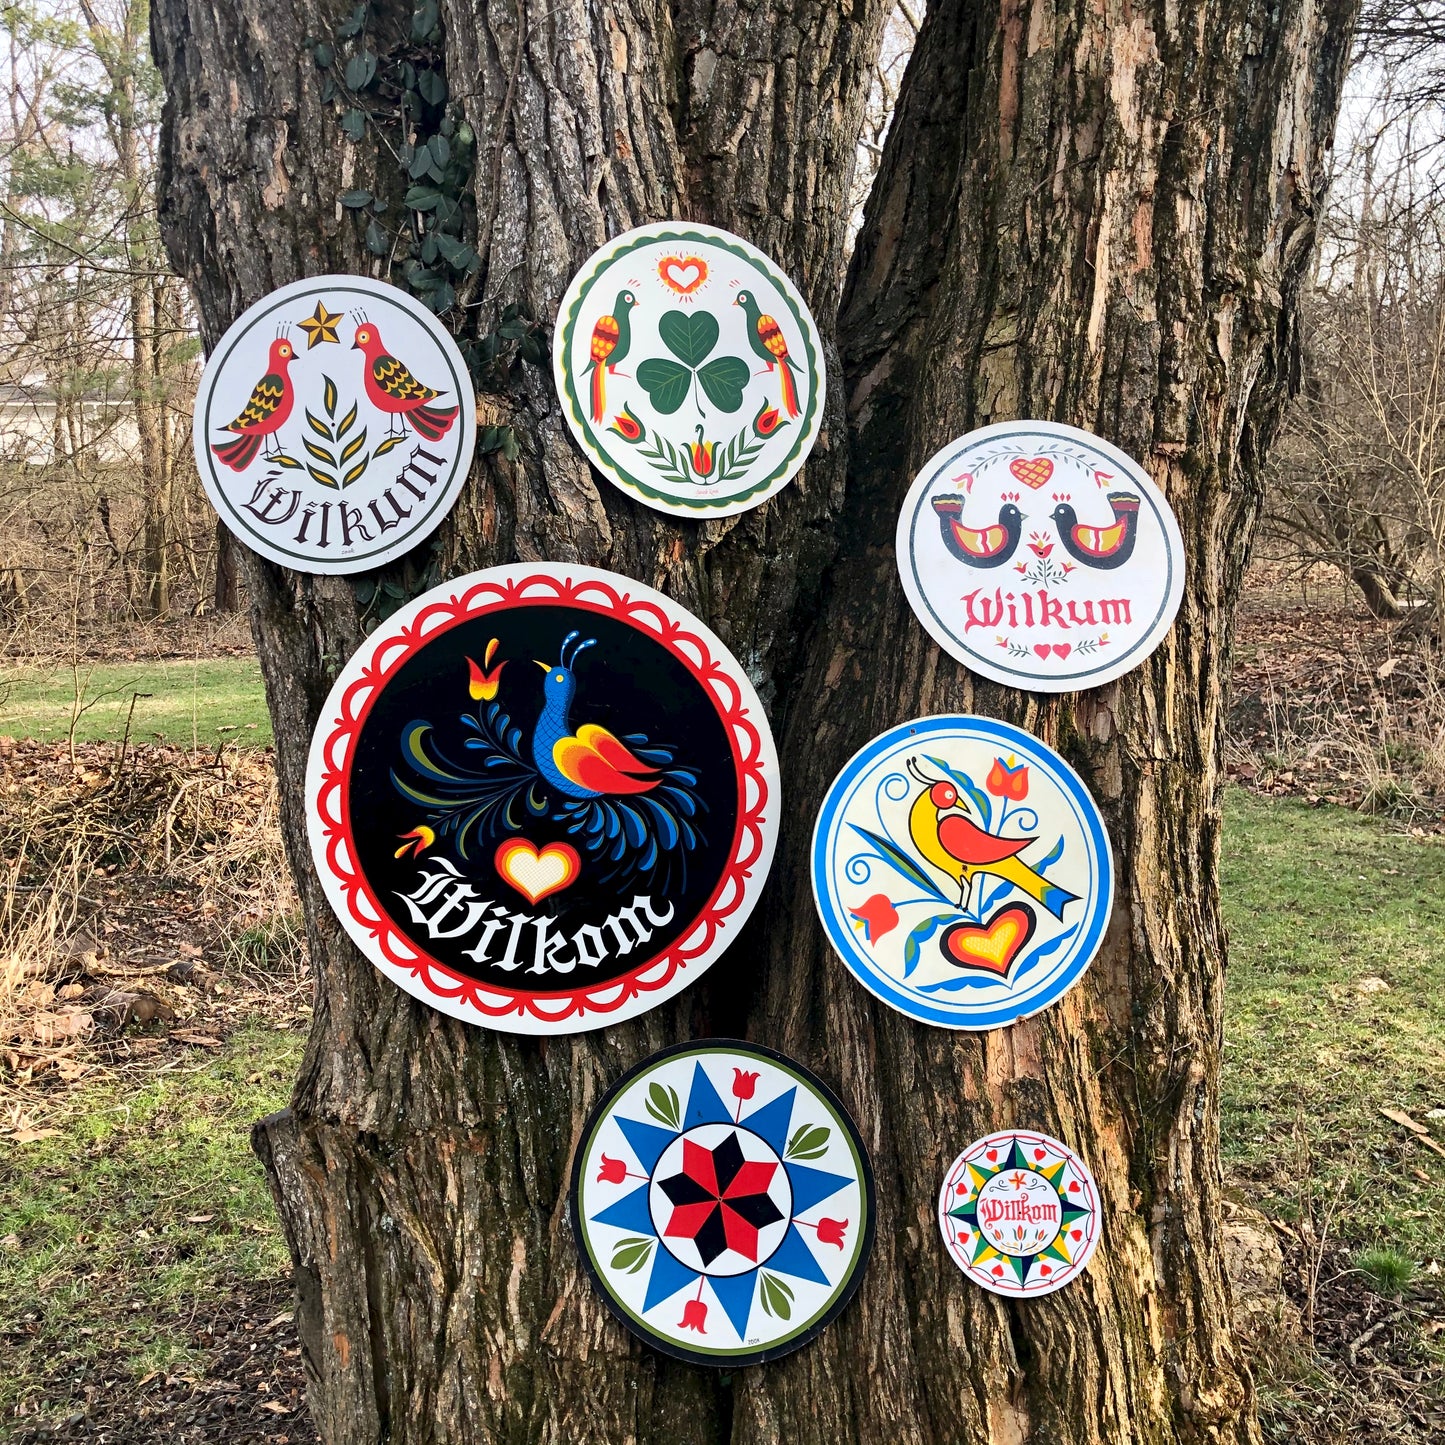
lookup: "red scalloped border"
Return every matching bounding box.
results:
[311,571,771,1026]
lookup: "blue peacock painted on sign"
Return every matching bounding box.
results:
[391,629,707,893]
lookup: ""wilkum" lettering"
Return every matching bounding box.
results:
[959,587,1132,632]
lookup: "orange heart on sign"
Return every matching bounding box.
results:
[1009,456,1054,489]
[658,254,708,296]
[939,904,1038,980]
[494,839,581,905]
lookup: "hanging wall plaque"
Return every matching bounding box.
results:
[811,715,1112,1031]
[571,1040,874,1366]
[938,1130,1101,1297]
[553,222,825,518]
[895,421,1185,691]
[306,565,779,1033]
[192,275,476,574]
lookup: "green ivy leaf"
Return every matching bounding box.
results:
[404,186,441,212]
[340,189,372,209]
[696,354,749,413]
[335,5,365,40]
[344,51,378,90]
[636,356,691,415]
[312,42,334,68]
[658,309,719,368]
[428,134,450,168]
[416,69,447,106]
[365,220,390,256]
[411,0,440,40]
[339,109,366,142]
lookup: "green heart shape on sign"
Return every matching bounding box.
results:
[659,309,719,367]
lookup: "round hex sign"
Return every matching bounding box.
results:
[193,275,476,574]
[938,1130,1102,1297]
[896,421,1185,691]
[571,1040,875,1366]
[554,222,825,518]
[305,565,779,1033]
[811,715,1112,1031]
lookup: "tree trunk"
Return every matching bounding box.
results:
[213,517,242,614]
[152,0,1356,1440]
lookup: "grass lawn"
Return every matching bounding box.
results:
[0,1025,303,1421]
[1221,789,1445,1264]
[0,658,270,746]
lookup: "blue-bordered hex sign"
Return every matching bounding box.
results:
[570,1040,874,1366]
[811,715,1113,1030]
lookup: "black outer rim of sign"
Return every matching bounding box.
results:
[568,1037,877,1369]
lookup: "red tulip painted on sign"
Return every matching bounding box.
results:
[815,1217,849,1249]
[986,756,1029,801]
[689,426,716,480]
[608,404,645,442]
[597,1154,628,1185]
[679,1297,707,1333]
[752,399,784,438]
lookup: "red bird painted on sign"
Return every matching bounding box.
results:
[352,321,459,441]
[211,337,297,471]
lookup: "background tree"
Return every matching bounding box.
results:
[150,0,1357,1442]
[0,0,204,628]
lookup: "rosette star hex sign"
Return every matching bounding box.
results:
[571,1042,874,1366]
[938,1130,1101,1298]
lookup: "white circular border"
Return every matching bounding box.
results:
[937,1129,1102,1299]
[304,563,780,1033]
[895,420,1186,691]
[552,222,825,519]
[193,274,477,575]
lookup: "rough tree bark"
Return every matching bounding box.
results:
[151,0,1356,1440]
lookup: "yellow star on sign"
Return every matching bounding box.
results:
[297,300,342,348]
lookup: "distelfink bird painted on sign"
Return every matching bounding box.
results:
[531,635,663,799]
[583,290,638,423]
[1050,491,1141,570]
[211,336,297,471]
[734,290,803,418]
[392,630,706,890]
[352,320,459,441]
[904,760,1077,919]
[932,497,1024,568]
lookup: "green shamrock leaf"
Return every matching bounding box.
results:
[696,355,750,413]
[658,309,719,367]
[636,357,692,415]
